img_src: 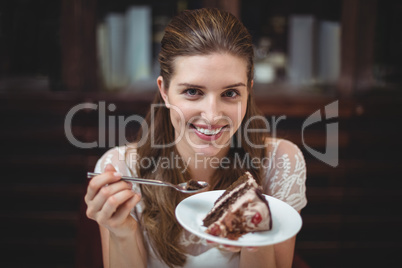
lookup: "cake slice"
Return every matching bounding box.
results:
[202,171,272,240]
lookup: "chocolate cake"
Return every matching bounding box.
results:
[202,172,272,240]
[186,179,204,190]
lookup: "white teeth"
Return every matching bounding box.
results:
[194,126,223,135]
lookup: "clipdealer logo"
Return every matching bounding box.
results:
[64,102,144,149]
[302,101,339,167]
[64,100,339,167]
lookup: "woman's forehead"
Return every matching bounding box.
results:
[170,53,248,84]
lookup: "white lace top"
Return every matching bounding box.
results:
[94,138,307,268]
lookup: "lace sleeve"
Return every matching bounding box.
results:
[94,146,137,177]
[262,139,307,212]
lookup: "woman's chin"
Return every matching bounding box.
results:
[190,141,230,158]
[178,132,231,158]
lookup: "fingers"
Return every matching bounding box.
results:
[109,193,142,226]
[85,166,135,223]
[206,240,240,252]
[219,245,242,253]
[206,240,258,253]
[84,165,142,235]
[88,180,132,215]
[246,247,258,252]
[96,189,137,225]
[104,163,116,172]
[85,168,122,203]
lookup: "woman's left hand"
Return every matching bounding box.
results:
[206,240,258,253]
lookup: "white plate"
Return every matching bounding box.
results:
[175,190,302,247]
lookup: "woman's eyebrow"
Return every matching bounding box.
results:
[177,83,205,89]
[177,82,246,89]
[223,83,246,89]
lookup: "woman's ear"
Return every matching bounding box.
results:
[157,76,170,108]
[248,79,254,96]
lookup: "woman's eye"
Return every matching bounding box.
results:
[184,88,200,96]
[223,90,239,98]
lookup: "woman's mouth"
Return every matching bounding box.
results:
[190,124,227,141]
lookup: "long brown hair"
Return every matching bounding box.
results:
[128,8,268,267]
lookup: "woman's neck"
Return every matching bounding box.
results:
[175,145,230,184]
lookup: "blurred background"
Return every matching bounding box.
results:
[1,0,401,267]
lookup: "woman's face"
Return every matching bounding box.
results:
[158,53,249,158]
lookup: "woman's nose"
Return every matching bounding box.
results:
[200,97,223,123]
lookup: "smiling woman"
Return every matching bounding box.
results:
[158,53,248,158]
[84,8,307,268]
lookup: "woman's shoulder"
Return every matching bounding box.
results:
[265,137,303,158]
[100,145,128,158]
[263,137,306,176]
[263,138,307,211]
[94,144,138,176]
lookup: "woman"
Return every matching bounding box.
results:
[85,8,307,268]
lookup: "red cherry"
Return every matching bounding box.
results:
[251,212,262,225]
[209,224,221,236]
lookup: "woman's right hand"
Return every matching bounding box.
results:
[84,164,142,238]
